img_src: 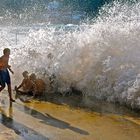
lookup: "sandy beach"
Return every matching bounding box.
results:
[0,91,140,140]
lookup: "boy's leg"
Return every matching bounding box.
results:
[7,84,15,102]
[0,86,5,92]
[0,75,5,92]
[5,70,15,102]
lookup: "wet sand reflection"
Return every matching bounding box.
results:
[15,103,89,135]
[0,104,49,140]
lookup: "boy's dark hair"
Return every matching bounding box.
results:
[22,71,28,76]
[3,48,10,54]
[30,73,36,80]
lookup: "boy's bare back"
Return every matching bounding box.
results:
[0,55,9,70]
[22,78,34,92]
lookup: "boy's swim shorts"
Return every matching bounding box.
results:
[0,69,11,87]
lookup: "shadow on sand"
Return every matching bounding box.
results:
[15,102,89,135]
[0,103,49,140]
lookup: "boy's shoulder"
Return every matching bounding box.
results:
[0,55,5,62]
[37,78,45,83]
[0,55,4,59]
[23,78,30,82]
[0,55,9,60]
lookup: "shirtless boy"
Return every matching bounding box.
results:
[0,48,15,102]
[30,73,46,97]
[15,71,34,96]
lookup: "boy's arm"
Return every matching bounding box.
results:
[17,80,25,89]
[8,65,14,74]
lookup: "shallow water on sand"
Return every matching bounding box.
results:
[0,91,140,140]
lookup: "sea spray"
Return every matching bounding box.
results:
[0,1,140,109]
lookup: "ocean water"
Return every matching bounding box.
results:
[0,1,140,109]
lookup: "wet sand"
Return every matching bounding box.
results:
[0,91,140,140]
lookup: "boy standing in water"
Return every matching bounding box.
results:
[0,48,15,102]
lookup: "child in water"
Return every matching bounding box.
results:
[15,72,46,98]
[29,73,46,97]
[0,48,15,102]
[15,71,34,96]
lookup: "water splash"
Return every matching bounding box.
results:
[0,1,140,109]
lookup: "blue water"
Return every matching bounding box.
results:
[0,0,137,25]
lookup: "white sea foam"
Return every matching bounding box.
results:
[0,1,140,108]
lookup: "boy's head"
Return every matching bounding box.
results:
[22,71,29,78]
[3,48,10,56]
[30,73,36,81]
